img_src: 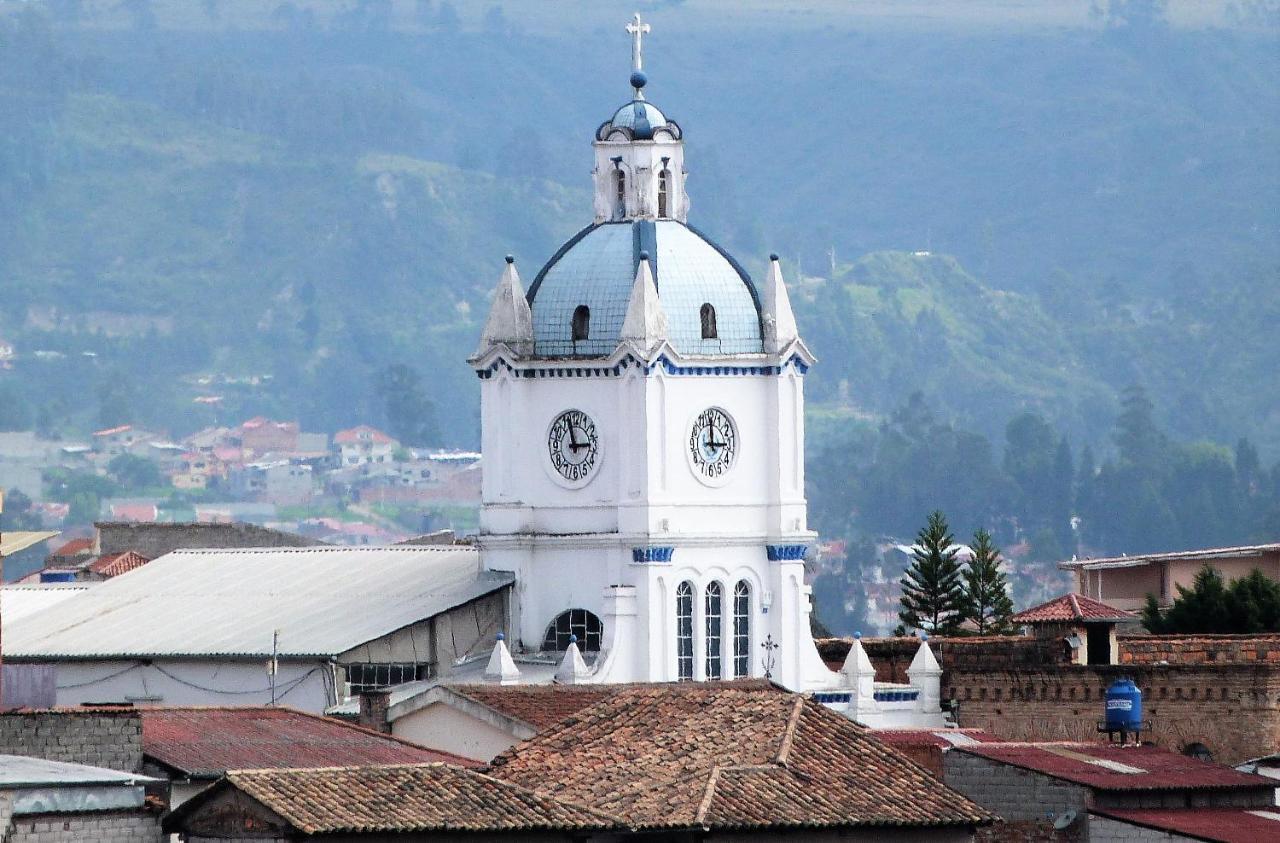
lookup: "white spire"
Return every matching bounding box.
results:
[475,257,533,357]
[762,253,799,353]
[619,253,668,350]
[483,633,521,685]
[907,637,942,676]
[840,634,876,700]
[554,637,592,684]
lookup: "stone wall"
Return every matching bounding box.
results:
[0,710,142,772]
[8,811,162,842]
[1086,815,1192,842]
[816,636,1067,683]
[947,664,1280,765]
[944,750,1090,823]
[95,521,321,558]
[1118,634,1280,665]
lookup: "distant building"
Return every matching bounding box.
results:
[228,459,314,505]
[237,416,299,457]
[1010,592,1136,666]
[1060,542,1280,612]
[334,425,399,467]
[0,755,162,842]
[91,425,160,458]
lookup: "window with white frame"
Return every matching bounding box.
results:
[733,580,751,678]
[705,581,723,680]
[676,581,694,681]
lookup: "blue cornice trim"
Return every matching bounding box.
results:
[475,353,808,380]
[632,546,675,563]
[766,544,809,562]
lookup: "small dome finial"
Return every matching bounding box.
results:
[639,250,650,261]
[505,254,515,265]
[630,70,648,92]
[496,631,505,641]
[769,253,780,262]
[569,634,578,644]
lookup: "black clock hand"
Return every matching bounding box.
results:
[568,427,588,451]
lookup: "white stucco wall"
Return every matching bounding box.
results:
[392,701,521,764]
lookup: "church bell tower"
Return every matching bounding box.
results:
[468,15,833,691]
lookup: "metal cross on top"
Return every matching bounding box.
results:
[625,12,650,74]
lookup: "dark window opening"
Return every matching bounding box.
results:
[1183,742,1213,763]
[614,170,626,219]
[344,662,433,694]
[1086,625,1112,665]
[733,580,751,678]
[542,609,603,652]
[705,581,723,680]
[572,305,591,342]
[700,303,718,339]
[657,169,670,218]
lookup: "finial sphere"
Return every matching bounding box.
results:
[770,253,780,262]
[569,634,578,643]
[639,250,650,261]
[854,631,862,639]
[630,70,647,90]
[496,632,506,641]
[505,254,515,264]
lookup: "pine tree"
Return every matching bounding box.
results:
[1161,565,1233,634]
[899,511,966,635]
[963,528,1015,634]
[1226,569,1280,633]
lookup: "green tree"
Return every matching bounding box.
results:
[899,511,966,635]
[1151,565,1234,634]
[1225,569,1280,633]
[963,528,1015,635]
[374,364,439,448]
[107,453,163,491]
[1114,384,1165,475]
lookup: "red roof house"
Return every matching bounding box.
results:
[1012,593,1135,625]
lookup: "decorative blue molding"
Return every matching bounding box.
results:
[631,546,675,563]
[873,689,920,703]
[812,692,852,704]
[476,353,809,381]
[766,544,809,562]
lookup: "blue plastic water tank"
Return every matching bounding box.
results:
[39,570,77,583]
[1104,678,1143,731]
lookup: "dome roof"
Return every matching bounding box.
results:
[527,220,762,357]
[596,100,682,141]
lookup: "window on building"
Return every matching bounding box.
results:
[344,662,433,695]
[676,581,694,681]
[542,609,603,652]
[700,303,718,339]
[705,581,723,680]
[572,305,591,342]
[657,169,670,218]
[733,580,750,678]
[614,170,627,219]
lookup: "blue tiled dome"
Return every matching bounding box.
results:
[526,220,762,357]
[596,100,682,141]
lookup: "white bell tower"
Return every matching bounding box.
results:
[467,14,838,693]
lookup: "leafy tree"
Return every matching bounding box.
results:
[1227,569,1280,633]
[899,511,966,636]
[963,528,1015,634]
[68,491,100,527]
[1148,565,1234,634]
[374,364,439,448]
[1114,384,1165,475]
[107,453,163,491]
[0,488,42,530]
[0,383,33,431]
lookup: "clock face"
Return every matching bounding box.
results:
[689,407,738,481]
[547,409,600,484]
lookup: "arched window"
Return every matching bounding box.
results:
[733,580,751,678]
[542,609,603,652]
[614,170,627,219]
[571,305,590,342]
[700,303,718,339]
[676,581,694,681]
[705,581,723,680]
[657,169,670,218]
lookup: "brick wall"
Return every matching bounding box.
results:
[816,636,1068,683]
[9,811,162,842]
[947,664,1280,766]
[1119,634,1280,665]
[0,710,142,772]
[95,521,321,558]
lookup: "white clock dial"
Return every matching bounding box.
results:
[547,409,600,484]
[689,407,737,481]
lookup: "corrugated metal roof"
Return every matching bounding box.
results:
[3,546,511,659]
[1059,543,1280,570]
[0,531,59,557]
[1090,807,1280,843]
[1,583,92,625]
[0,755,157,787]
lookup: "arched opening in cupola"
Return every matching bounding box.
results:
[700,303,718,339]
[614,170,627,219]
[572,305,591,342]
[657,169,670,218]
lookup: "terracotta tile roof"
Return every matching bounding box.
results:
[955,743,1277,792]
[93,424,133,437]
[334,425,396,445]
[50,537,94,557]
[165,764,617,834]
[1011,592,1134,624]
[141,706,479,778]
[88,550,151,577]
[488,684,994,831]
[449,683,632,731]
[1090,807,1280,843]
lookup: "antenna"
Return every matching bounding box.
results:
[268,629,280,705]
